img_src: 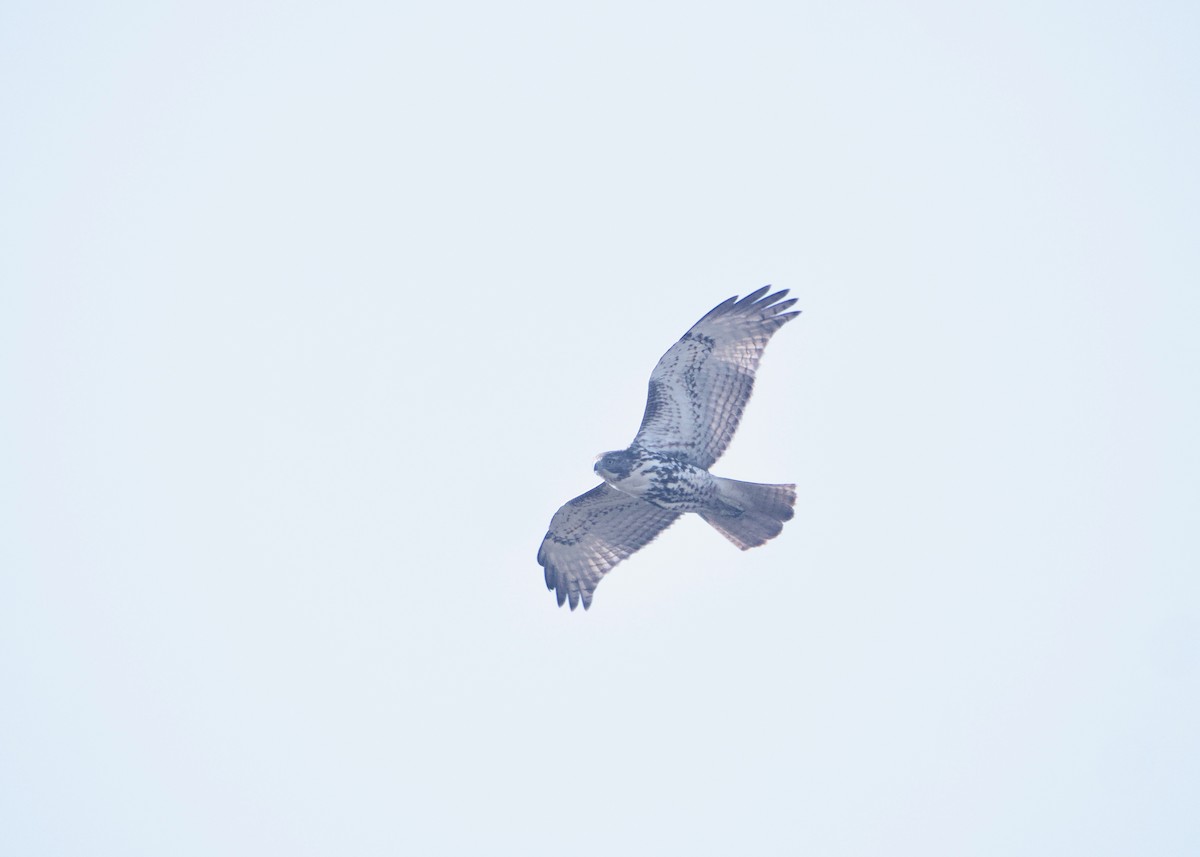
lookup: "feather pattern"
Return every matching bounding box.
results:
[537,287,799,610]
[633,287,799,468]
[537,483,680,610]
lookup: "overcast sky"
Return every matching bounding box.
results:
[3,1,1198,854]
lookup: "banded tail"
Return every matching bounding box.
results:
[700,477,797,550]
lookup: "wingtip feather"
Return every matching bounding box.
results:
[736,285,771,306]
[702,286,797,323]
[764,297,798,317]
[699,295,738,323]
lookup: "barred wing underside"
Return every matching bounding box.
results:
[538,483,680,610]
[633,287,800,469]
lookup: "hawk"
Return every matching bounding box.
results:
[538,286,800,610]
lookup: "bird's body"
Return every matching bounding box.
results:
[538,287,801,610]
[594,446,721,513]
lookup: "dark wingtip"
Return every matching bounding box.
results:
[699,295,739,323]
[701,286,782,324]
[735,285,771,306]
[765,297,798,316]
[710,286,798,321]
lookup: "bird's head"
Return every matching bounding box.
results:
[594,449,635,482]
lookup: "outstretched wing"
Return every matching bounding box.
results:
[538,483,680,610]
[633,286,799,469]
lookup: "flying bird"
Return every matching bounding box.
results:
[538,286,800,609]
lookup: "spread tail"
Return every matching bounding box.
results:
[700,477,796,550]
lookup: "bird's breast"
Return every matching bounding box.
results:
[599,467,654,495]
[602,457,715,512]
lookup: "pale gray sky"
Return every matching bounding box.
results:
[2,1,1197,854]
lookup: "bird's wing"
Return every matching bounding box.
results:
[538,483,680,610]
[632,286,800,469]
